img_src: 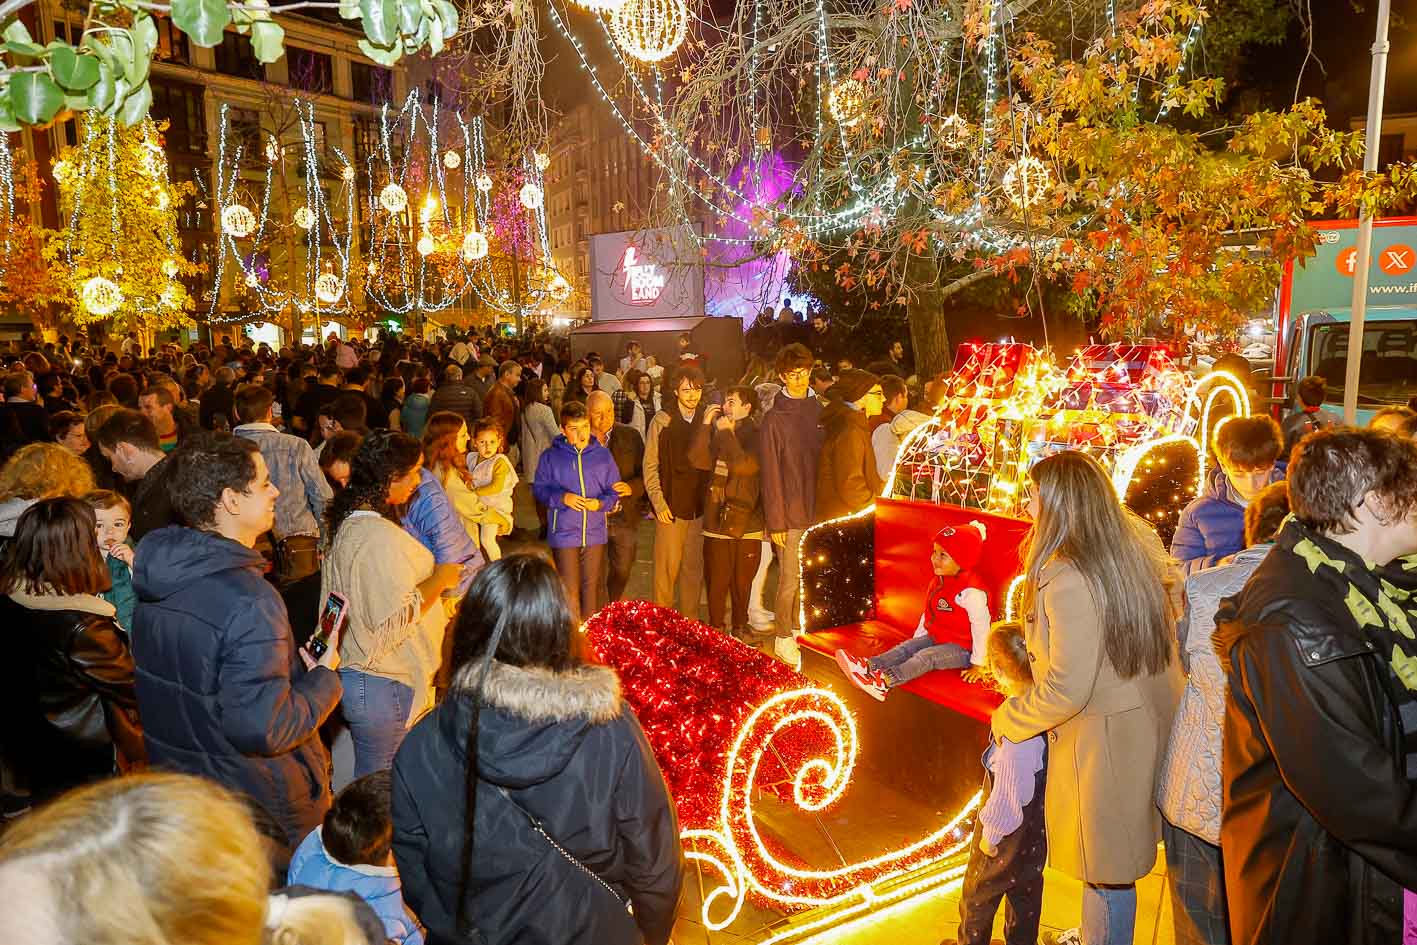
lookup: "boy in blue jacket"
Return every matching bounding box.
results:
[1171,415,1285,576]
[288,770,424,945]
[532,400,626,625]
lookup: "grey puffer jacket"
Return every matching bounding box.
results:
[1156,543,1271,844]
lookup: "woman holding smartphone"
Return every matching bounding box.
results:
[321,431,462,778]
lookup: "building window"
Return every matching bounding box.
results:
[287,47,333,95]
[227,107,262,160]
[153,17,190,64]
[1379,133,1406,169]
[353,118,379,170]
[351,61,393,105]
[150,81,207,156]
[423,77,447,105]
[215,33,264,81]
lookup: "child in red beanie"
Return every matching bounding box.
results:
[835,521,992,701]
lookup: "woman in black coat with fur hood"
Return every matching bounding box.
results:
[391,554,683,945]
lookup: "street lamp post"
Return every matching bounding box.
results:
[1343,0,1394,424]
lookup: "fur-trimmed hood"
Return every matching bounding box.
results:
[453,660,622,724]
[442,661,625,789]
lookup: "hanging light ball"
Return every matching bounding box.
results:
[936,113,972,149]
[417,234,437,256]
[221,204,257,238]
[293,206,316,229]
[366,261,377,275]
[550,275,572,302]
[828,78,867,128]
[341,164,356,182]
[52,159,73,187]
[162,258,181,278]
[315,273,344,304]
[534,151,551,172]
[461,230,489,261]
[80,276,123,316]
[476,174,494,193]
[139,141,165,177]
[244,272,260,288]
[611,0,688,64]
[443,150,462,170]
[572,0,623,12]
[519,182,544,210]
[1001,156,1054,210]
[379,182,409,213]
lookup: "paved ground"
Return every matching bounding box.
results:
[504,485,1178,945]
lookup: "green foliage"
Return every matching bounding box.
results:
[0,0,459,128]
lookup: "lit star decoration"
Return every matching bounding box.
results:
[584,600,982,927]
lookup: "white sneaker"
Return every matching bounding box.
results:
[748,608,776,631]
[773,635,802,671]
[834,650,889,701]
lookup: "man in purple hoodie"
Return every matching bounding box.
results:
[759,343,824,668]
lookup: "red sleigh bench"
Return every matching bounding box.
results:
[795,497,1031,796]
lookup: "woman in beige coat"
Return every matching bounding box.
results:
[992,451,1183,945]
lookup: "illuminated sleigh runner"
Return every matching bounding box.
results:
[583,601,981,940]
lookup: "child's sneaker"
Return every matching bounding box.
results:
[834,650,890,701]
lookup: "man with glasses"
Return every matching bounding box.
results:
[760,344,826,668]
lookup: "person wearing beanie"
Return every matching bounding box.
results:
[814,369,886,521]
[835,521,993,701]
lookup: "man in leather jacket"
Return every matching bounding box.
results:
[1214,428,1417,945]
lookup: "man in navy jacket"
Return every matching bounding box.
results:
[759,344,824,668]
[132,433,341,853]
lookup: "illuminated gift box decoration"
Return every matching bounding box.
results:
[891,341,1249,538]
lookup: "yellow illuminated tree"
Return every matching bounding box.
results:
[43,115,200,338]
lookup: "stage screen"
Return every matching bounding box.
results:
[589,225,705,321]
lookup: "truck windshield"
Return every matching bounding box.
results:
[1309,321,1417,407]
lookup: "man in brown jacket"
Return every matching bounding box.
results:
[814,370,884,521]
[483,360,522,445]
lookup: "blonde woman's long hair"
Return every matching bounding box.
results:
[1022,450,1176,679]
[0,772,271,945]
[264,893,373,945]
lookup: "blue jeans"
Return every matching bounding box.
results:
[1082,883,1137,945]
[338,669,413,778]
[866,634,970,685]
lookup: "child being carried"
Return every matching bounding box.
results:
[835,521,991,701]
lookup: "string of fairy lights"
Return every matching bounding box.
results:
[207,100,356,326]
[0,132,14,279]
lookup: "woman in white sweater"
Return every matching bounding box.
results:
[321,431,462,778]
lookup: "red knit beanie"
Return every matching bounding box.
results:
[933,520,987,571]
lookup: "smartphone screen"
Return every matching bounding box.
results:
[309,591,349,659]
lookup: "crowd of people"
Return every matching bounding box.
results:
[2,318,1417,945]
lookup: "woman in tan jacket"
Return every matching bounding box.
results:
[992,451,1182,945]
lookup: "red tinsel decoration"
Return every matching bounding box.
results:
[585,600,828,829]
